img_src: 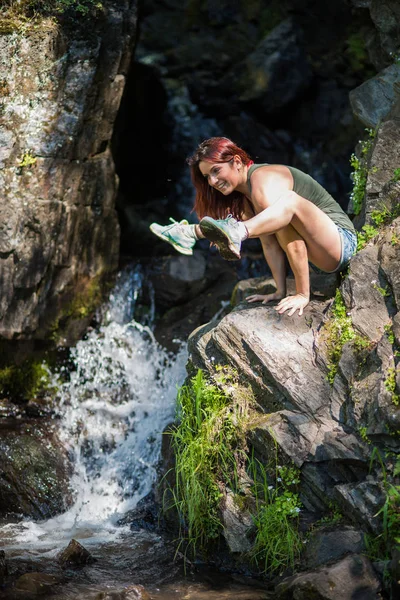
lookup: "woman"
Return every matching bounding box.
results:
[150,137,357,316]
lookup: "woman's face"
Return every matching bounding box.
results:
[199,158,243,195]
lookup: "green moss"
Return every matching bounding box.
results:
[350,128,376,216]
[49,273,107,342]
[0,0,103,32]
[257,0,285,37]
[391,168,400,182]
[358,426,371,444]
[0,359,55,401]
[391,232,400,246]
[385,367,400,406]
[313,501,343,527]
[18,150,36,169]
[357,204,400,251]
[345,33,372,74]
[323,289,371,384]
[384,324,395,344]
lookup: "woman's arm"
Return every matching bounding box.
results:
[247,167,310,316]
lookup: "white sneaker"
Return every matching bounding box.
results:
[149,218,197,256]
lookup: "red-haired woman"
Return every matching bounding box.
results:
[150,137,357,316]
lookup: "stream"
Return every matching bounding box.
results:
[0,267,271,599]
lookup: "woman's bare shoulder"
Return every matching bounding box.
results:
[250,164,292,183]
[250,164,293,196]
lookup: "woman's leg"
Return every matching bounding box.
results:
[244,191,341,272]
[275,225,310,298]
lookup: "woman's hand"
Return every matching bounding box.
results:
[246,291,285,305]
[274,293,309,316]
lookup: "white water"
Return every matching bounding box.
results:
[1,266,187,555]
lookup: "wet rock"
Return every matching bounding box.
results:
[0,2,138,342]
[14,572,59,597]
[58,539,95,567]
[0,420,73,519]
[275,554,381,599]
[118,492,159,532]
[304,526,365,569]
[333,334,400,444]
[94,584,151,600]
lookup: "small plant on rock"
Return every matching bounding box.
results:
[357,205,400,251]
[350,128,376,215]
[385,367,400,406]
[323,290,371,384]
[391,168,400,182]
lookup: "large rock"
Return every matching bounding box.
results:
[14,572,60,597]
[189,301,332,417]
[0,420,73,518]
[351,98,400,229]
[304,526,365,569]
[349,64,400,128]
[227,18,312,115]
[0,1,138,341]
[276,554,381,599]
[187,215,400,524]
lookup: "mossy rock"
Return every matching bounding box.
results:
[0,420,73,518]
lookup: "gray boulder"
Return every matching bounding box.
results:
[276,554,381,599]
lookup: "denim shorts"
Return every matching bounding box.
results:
[309,226,357,274]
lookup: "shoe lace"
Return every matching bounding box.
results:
[224,214,238,226]
[163,217,188,232]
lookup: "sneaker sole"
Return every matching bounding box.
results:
[149,224,193,256]
[199,218,241,260]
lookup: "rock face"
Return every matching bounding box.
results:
[0,420,73,518]
[276,554,381,600]
[0,1,138,341]
[188,204,400,524]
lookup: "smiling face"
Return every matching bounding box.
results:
[199,157,245,195]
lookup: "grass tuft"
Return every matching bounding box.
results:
[167,369,248,554]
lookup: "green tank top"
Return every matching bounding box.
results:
[247,163,356,234]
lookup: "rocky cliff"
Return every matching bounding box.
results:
[0,1,137,342]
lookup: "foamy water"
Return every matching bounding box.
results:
[0,267,187,554]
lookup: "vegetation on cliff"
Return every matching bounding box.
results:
[166,368,303,574]
[0,0,103,32]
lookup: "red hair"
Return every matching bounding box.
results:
[187,137,253,219]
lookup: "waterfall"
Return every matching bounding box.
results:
[1,266,187,552]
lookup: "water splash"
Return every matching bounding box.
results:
[2,266,187,552]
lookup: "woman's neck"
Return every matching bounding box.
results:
[235,163,251,197]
